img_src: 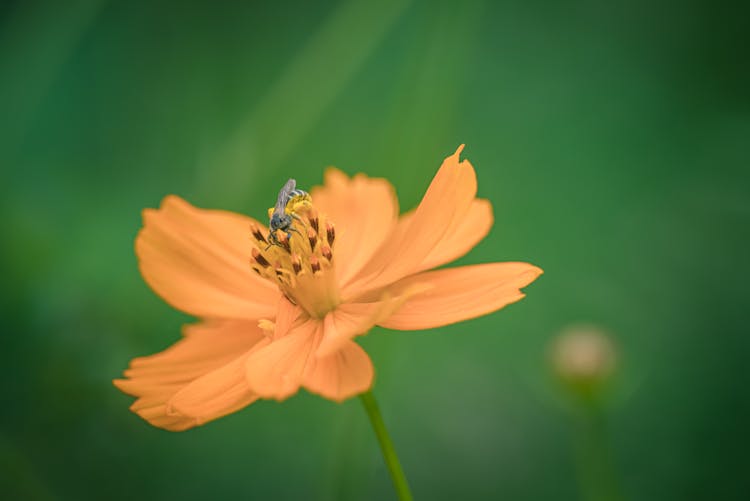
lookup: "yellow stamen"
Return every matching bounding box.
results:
[252,248,270,268]
[291,253,302,275]
[250,225,267,244]
[307,227,317,250]
[257,319,275,338]
[250,200,340,318]
[309,255,321,274]
[321,245,332,263]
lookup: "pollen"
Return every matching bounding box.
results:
[249,198,340,319]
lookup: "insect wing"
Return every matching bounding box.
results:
[273,178,297,214]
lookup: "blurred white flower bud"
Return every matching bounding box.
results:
[551,324,617,397]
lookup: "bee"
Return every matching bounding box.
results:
[267,178,311,249]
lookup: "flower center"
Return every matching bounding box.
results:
[249,203,340,318]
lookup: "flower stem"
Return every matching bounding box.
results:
[359,390,413,501]
[574,400,626,501]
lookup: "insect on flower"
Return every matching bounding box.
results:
[266,178,312,250]
[114,145,542,431]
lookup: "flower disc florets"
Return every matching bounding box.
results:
[250,203,339,319]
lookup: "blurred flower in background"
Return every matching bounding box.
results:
[552,323,618,402]
[551,324,625,501]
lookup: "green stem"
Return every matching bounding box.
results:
[360,391,414,501]
[574,400,625,501]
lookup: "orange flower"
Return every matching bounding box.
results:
[114,145,542,431]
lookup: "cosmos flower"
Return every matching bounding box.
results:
[114,145,542,431]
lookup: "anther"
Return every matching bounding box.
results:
[309,255,321,273]
[251,225,267,244]
[291,254,302,275]
[309,213,319,233]
[321,245,332,262]
[252,248,270,267]
[307,227,317,250]
[326,222,335,246]
[276,230,291,253]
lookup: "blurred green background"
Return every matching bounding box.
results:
[2,0,749,499]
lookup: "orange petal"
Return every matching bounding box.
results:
[379,262,543,330]
[303,340,374,401]
[244,319,322,400]
[166,349,263,424]
[315,282,431,357]
[136,195,280,319]
[310,169,399,286]
[114,320,266,431]
[385,198,493,275]
[344,145,481,294]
